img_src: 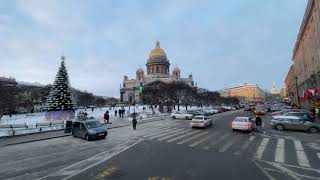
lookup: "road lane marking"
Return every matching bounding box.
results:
[157,129,192,141]
[271,163,301,180]
[36,138,141,180]
[189,131,220,147]
[275,139,284,163]
[294,141,311,167]
[249,136,255,141]
[294,140,310,167]
[255,138,270,159]
[317,153,320,160]
[167,131,199,143]
[219,136,238,152]
[176,131,210,145]
[143,128,177,138]
[142,126,173,133]
[203,133,230,150]
[148,129,184,139]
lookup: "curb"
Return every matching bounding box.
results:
[1,134,71,147]
[1,116,169,147]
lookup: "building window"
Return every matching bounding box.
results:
[156,66,159,73]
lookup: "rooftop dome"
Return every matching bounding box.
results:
[149,40,167,59]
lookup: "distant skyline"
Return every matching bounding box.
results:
[0,0,308,97]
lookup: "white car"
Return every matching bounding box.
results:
[190,115,213,128]
[171,111,193,120]
[231,117,254,132]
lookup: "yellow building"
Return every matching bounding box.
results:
[227,83,266,103]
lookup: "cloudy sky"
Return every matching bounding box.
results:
[0,0,307,97]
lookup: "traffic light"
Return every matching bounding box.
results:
[139,83,144,93]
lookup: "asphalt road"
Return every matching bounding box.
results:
[1,110,319,180]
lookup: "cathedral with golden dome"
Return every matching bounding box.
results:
[120,40,194,103]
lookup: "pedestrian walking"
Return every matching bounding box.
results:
[119,109,122,118]
[114,109,118,117]
[132,116,137,130]
[255,115,262,132]
[122,108,126,117]
[104,111,109,124]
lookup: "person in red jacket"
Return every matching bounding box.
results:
[104,111,109,124]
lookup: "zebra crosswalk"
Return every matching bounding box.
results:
[137,122,320,170]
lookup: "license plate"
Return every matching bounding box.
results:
[98,133,105,136]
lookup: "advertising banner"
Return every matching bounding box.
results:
[45,110,75,121]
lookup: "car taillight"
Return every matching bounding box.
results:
[244,123,251,127]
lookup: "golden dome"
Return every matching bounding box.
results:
[149,40,167,59]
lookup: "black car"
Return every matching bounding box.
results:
[72,120,107,141]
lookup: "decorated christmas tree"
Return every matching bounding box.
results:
[46,56,75,111]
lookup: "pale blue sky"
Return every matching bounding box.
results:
[0,0,307,97]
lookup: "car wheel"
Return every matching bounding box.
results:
[172,116,176,119]
[85,134,91,141]
[185,116,189,120]
[308,127,318,133]
[276,124,284,131]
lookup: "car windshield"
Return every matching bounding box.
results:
[193,117,204,120]
[234,118,248,122]
[85,121,102,129]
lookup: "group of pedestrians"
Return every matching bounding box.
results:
[114,108,126,118]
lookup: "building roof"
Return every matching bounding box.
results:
[149,40,167,59]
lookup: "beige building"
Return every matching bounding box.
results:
[227,83,266,103]
[292,0,320,108]
[285,65,297,104]
[120,41,194,103]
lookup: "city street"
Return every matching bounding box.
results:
[0,110,319,180]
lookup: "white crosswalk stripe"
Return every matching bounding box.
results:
[203,133,230,150]
[275,139,284,163]
[249,136,255,141]
[294,140,310,167]
[255,138,269,159]
[189,131,220,148]
[143,128,177,138]
[218,137,238,152]
[141,126,175,135]
[147,129,185,140]
[177,131,210,145]
[157,129,192,141]
[167,131,199,143]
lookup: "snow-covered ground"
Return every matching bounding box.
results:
[0,105,162,137]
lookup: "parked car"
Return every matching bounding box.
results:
[190,115,213,128]
[254,105,267,115]
[187,110,203,116]
[270,116,319,133]
[171,111,193,120]
[280,112,314,122]
[271,109,308,116]
[231,117,254,132]
[72,120,108,141]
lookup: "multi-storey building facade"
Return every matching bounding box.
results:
[292,0,320,108]
[226,83,266,103]
[285,65,298,104]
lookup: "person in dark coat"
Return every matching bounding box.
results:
[104,111,109,123]
[119,109,122,118]
[114,109,117,117]
[255,115,262,131]
[122,108,126,117]
[132,116,137,130]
